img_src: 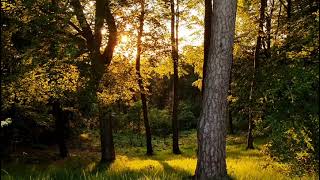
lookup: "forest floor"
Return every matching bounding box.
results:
[1,130,318,180]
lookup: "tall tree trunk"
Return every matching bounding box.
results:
[202,0,212,94]
[52,101,68,158]
[247,0,266,150]
[135,0,153,155]
[170,0,181,154]
[195,0,237,178]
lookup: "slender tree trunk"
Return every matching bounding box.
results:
[171,0,181,154]
[52,101,68,158]
[247,0,266,150]
[195,0,237,178]
[135,0,153,155]
[202,0,212,94]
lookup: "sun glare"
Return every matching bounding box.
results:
[121,35,129,44]
[101,28,107,35]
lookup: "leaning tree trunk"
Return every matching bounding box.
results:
[170,0,181,154]
[247,0,266,150]
[195,0,237,179]
[135,0,153,155]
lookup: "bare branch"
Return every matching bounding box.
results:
[68,21,82,34]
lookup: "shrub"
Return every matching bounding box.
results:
[178,101,197,130]
[149,108,171,136]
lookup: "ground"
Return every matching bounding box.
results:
[1,131,318,180]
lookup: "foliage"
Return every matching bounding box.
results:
[178,101,197,130]
[149,107,171,136]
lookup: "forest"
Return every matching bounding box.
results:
[0,0,319,179]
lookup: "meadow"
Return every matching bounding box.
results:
[1,131,318,180]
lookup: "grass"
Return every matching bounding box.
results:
[1,130,318,180]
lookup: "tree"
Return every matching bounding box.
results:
[170,0,181,154]
[195,0,237,178]
[135,0,153,155]
[70,0,117,163]
[247,0,267,150]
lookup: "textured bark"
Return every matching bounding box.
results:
[135,0,153,155]
[247,0,266,150]
[170,0,181,154]
[71,0,117,163]
[195,0,237,179]
[202,0,212,94]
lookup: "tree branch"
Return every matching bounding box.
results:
[102,0,117,66]
[68,21,83,34]
[70,0,95,51]
[94,0,107,49]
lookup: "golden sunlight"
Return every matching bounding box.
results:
[121,35,129,44]
[101,28,107,35]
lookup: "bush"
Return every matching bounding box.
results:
[178,101,197,130]
[149,108,171,136]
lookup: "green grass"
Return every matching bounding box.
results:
[1,131,318,180]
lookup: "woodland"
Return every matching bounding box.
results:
[0,0,319,179]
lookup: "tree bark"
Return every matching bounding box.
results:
[170,0,181,154]
[135,0,153,155]
[195,0,237,178]
[202,0,212,94]
[247,0,266,150]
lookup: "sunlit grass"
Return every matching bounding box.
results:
[1,131,318,180]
